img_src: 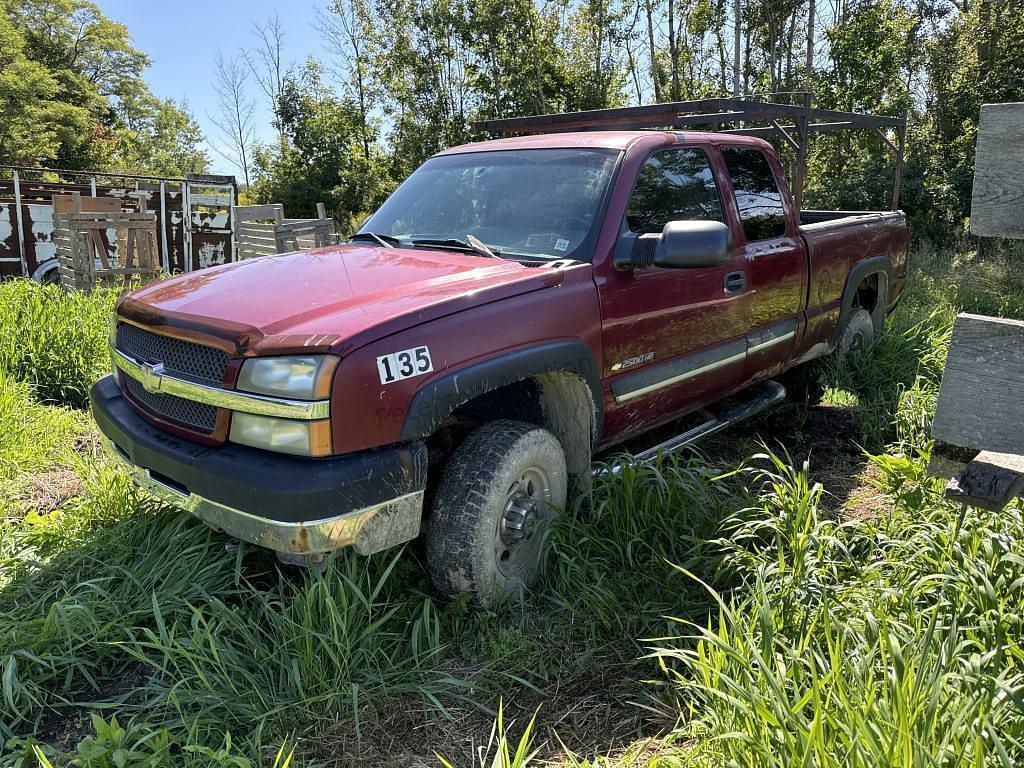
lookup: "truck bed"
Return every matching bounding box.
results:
[799,209,910,318]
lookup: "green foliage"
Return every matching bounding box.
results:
[252,62,391,231]
[653,452,1024,766]
[0,371,86,480]
[0,0,207,174]
[0,280,115,408]
[0,0,89,167]
[438,703,539,768]
[914,1,1024,229]
[69,716,171,768]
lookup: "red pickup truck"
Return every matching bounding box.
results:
[91,128,908,605]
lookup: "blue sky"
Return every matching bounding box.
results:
[95,0,329,176]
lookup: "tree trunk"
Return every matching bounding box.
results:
[733,0,741,95]
[645,0,661,101]
[806,0,815,78]
[668,0,679,99]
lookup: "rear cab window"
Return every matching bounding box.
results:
[626,147,724,234]
[721,147,788,242]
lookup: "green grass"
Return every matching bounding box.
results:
[1,240,1023,766]
[0,371,87,481]
[0,280,116,408]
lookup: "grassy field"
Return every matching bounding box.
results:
[1,241,1023,766]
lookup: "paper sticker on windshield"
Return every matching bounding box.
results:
[554,238,570,252]
[377,345,433,385]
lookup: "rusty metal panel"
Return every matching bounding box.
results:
[185,181,234,271]
[0,202,23,278]
[1,169,237,279]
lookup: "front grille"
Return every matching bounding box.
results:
[124,375,219,433]
[118,323,228,386]
[116,323,229,436]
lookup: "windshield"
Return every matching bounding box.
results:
[359,148,620,261]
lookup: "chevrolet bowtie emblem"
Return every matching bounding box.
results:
[140,361,165,393]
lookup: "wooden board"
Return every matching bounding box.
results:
[234,204,284,223]
[932,313,1024,455]
[946,451,1024,511]
[52,194,120,214]
[971,102,1024,239]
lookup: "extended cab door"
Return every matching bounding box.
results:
[598,144,757,443]
[718,145,807,379]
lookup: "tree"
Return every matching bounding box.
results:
[559,0,629,109]
[1,0,208,174]
[209,51,257,186]
[251,62,390,230]
[0,0,90,165]
[111,95,209,177]
[318,0,378,160]
[245,13,289,146]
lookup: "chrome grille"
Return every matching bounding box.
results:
[117,323,228,386]
[116,323,229,436]
[124,376,219,433]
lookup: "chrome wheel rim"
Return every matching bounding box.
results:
[495,465,553,581]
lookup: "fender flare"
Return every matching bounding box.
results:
[831,255,892,347]
[399,339,604,445]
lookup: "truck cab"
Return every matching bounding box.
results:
[92,110,909,607]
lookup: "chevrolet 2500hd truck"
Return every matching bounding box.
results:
[91,106,909,605]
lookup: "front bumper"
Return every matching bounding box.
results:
[91,376,427,555]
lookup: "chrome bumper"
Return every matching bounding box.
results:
[109,442,423,556]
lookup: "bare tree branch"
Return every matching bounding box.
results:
[207,50,256,186]
[244,12,288,143]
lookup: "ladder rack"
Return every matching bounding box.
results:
[474,93,908,211]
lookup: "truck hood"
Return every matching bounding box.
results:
[118,245,564,355]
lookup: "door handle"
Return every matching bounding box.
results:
[724,271,747,294]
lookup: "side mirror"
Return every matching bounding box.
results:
[654,220,732,269]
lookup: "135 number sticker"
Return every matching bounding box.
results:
[377,345,433,384]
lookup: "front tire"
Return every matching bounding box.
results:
[426,420,567,607]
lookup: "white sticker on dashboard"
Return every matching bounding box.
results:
[377,345,433,384]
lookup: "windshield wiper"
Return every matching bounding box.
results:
[350,231,399,248]
[410,237,502,259]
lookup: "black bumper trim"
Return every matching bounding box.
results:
[90,376,428,523]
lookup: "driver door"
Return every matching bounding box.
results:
[599,144,754,442]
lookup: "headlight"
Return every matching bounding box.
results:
[236,355,338,400]
[230,414,333,457]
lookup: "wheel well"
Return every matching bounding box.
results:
[32,258,60,284]
[423,372,596,495]
[853,273,879,313]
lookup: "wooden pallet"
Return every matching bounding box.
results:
[53,192,161,291]
[235,202,337,260]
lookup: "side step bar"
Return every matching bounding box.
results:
[593,380,787,476]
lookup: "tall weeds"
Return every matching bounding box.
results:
[0,280,115,407]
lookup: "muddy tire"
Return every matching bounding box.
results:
[838,307,875,358]
[426,419,567,607]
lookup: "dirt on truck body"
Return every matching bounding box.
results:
[91,98,909,606]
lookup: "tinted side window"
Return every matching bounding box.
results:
[626,148,723,234]
[722,147,787,241]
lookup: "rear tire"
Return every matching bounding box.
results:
[838,307,875,358]
[426,419,567,607]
